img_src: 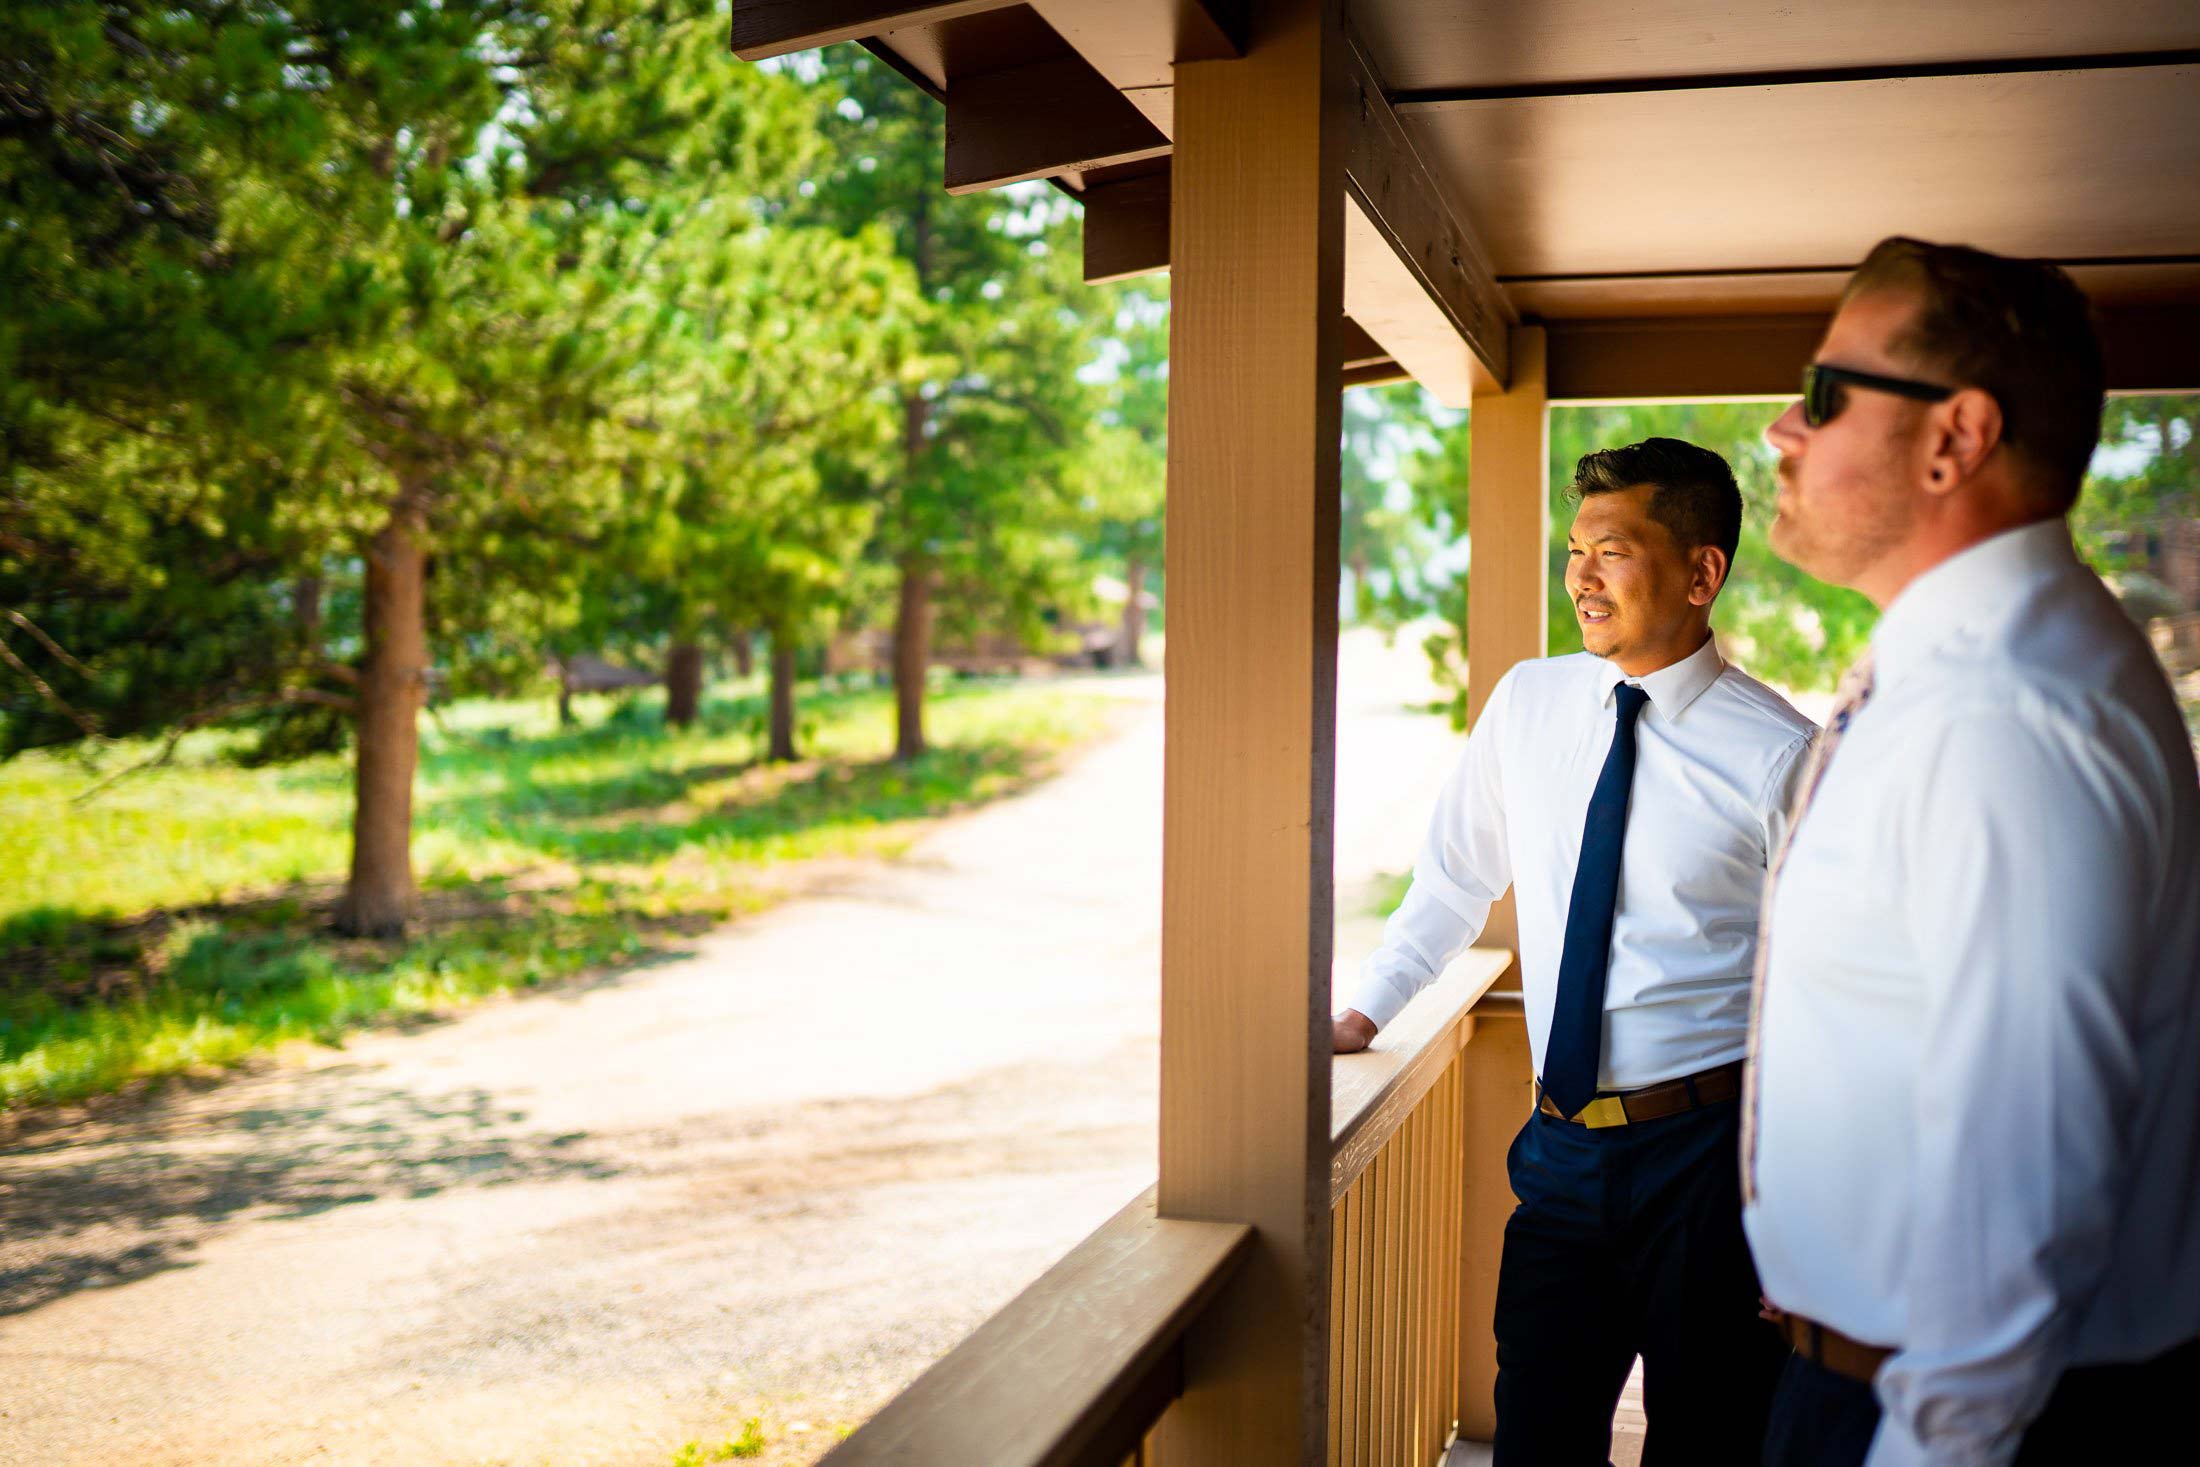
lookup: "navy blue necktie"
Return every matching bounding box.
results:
[1543,682,1651,1119]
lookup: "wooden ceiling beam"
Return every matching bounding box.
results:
[731,0,1024,61]
[1392,47,2200,109]
[946,54,1171,194]
[2099,304,2200,393]
[1540,305,2200,401]
[1340,360,1412,390]
[1028,0,1246,137]
[1082,171,1171,283]
[1543,315,1827,401]
[1339,318,1390,370]
[1339,28,1514,403]
[1078,35,1517,406]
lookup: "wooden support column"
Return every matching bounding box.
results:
[1155,0,1344,1461]
[1454,325,1547,1442]
[1465,325,1549,796]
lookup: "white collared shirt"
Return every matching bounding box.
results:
[1346,636,1816,1089]
[1744,520,2200,1467]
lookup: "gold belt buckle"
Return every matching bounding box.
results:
[1576,1094,1630,1129]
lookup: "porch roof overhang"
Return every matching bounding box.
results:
[737,0,2200,403]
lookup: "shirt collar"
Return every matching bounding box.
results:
[1596,633,1726,723]
[1869,518,2080,694]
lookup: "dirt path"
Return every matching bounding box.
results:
[0,633,1459,1466]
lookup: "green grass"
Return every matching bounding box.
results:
[0,676,1116,1110]
[1367,870,1411,919]
[669,1418,767,1464]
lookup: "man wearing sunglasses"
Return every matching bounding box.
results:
[1746,237,2200,1467]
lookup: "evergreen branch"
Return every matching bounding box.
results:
[69,686,354,804]
[0,629,105,740]
[3,607,96,678]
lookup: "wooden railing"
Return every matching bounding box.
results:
[817,1187,1251,1467]
[1328,949,1519,1465]
[820,949,1527,1467]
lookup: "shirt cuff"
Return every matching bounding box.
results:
[1339,968,1412,1031]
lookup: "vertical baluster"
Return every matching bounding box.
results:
[1428,1071,1444,1460]
[1406,1105,1425,1464]
[1389,1130,1408,1465]
[1442,1059,1463,1448]
[1356,1161,1376,1465]
[1330,1181,1348,1467]
[1379,1142,1399,1467]
[1426,1098,1441,1458]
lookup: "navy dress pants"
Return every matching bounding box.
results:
[1762,1333,2200,1467]
[1493,1099,1784,1467]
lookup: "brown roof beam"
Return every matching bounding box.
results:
[1543,315,1828,401]
[1339,318,1391,371]
[2100,304,2200,393]
[1341,26,1514,399]
[1076,37,1518,403]
[946,54,1172,194]
[1392,48,2200,108]
[1025,0,1249,136]
[1340,360,1412,390]
[730,0,1024,62]
[1082,170,1170,283]
[1539,306,2200,401]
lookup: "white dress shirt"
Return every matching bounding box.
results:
[1744,520,2200,1467]
[1346,636,1816,1089]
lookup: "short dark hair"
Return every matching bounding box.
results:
[1843,236,2105,510]
[1567,437,1743,573]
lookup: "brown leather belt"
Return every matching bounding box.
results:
[1536,1060,1743,1128]
[1780,1312,1894,1383]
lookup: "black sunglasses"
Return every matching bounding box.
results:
[1801,362,1956,428]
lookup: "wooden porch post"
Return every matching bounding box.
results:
[1155,0,1345,1461]
[1454,324,1547,1442]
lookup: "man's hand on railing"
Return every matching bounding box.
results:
[1331,1009,1377,1054]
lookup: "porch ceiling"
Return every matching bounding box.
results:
[736,0,2200,393]
[1351,0,2200,92]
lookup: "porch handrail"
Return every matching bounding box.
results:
[816,1186,1252,1467]
[1330,948,1514,1203]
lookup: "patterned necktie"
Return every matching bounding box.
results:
[1740,651,1877,1202]
[1544,681,1652,1120]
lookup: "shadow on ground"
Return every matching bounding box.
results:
[0,1078,622,1316]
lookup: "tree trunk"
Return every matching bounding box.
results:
[665,639,703,727]
[292,573,324,652]
[334,500,427,938]
[767,636,798,763]
[893,554,932,761]
[1121,557,1148,667]
[730,628,755,679]
[556,665,574,728]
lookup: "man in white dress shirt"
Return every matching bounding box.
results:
[1335,437,1817,1464]
[1746,237,2200,1467]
